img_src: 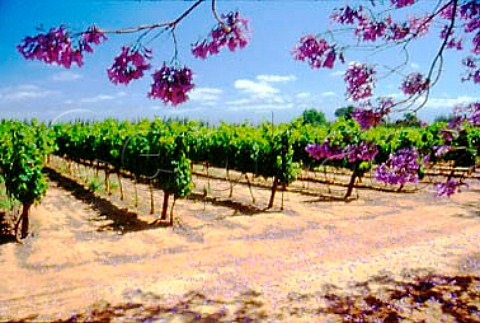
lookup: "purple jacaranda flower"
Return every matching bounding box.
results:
[293,35,340,70]
[17,25,106,68]
[401,72,429,95]
[375,147,420,186]
[345,62,376,101]
[435,179,468,197]
[107,46,151,85]
[192,11,249,59]
[148,64,195,106]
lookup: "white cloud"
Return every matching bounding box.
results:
[229,74,301,112]
[383,92,404,99]
[226,98,254,106]
[228,103,294,112]
[321,91,337,97]
[51,71,82,82]
[330,70,344,77]
[425,96,477,109]
[296,92,311,99]
[226,95,286,107]
[80,94,114,103]
[410,63,420,69]
[79,91,128,104]
[226,93,290,112]
[234,79,280,98]
[256,74,297,83]
[0,84,59,102]
[189,87,223,103]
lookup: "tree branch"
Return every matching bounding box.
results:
[98,0,205,35]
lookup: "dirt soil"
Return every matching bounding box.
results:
[0,165,479,321]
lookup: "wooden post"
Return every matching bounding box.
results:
[149,180,155,214]
[95,160,99,179]
[206,162,211,190]
[134,177,139,207]
[344,164,358,200]
[169,197,177,226]
[117,172,124,200]
[104,164,110,195]
[245,173,256,204]
[161,192,170,221]
[16,202,32,241]
[267,176,278,209]
[227,168,233,198]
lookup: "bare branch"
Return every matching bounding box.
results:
[98,0,205,35]
[426,0,457,83]
[170,28,179,64]
[211,0,229,31]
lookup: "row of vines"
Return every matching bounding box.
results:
[292,118,479,197]
[0,120,53,240]
[51,119,298,219]
[1,117,479,238]
[52,117,479,203]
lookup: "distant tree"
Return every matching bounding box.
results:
[334,106,354,120]
[395,112,425,127]
[301,108,327,125]
[434,114,456,123]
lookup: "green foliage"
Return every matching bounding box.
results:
[54,119,193,200]
[433,114,456,123]
[300,108,327,126]
[187,122,299,186]
[328,118,361,147]
[29,115,480,212]
[53,118,301,205]
[357,161,372,173]
[89,180,102,192]
[0,120,52,206]
[334,106,354,120]
[444,123,479,167]
[394,112,424,127]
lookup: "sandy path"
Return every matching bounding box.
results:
[0,173,479,321]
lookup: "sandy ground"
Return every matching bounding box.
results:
[0,162,479,321]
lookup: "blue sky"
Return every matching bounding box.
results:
[0,0,478,124]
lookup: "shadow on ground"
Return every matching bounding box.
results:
[187,192,267,216]
[45,167,171,235]
[282,270,480,322]
[9,271,479,322]
[0,234,15,245]
[0,211,17,245]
